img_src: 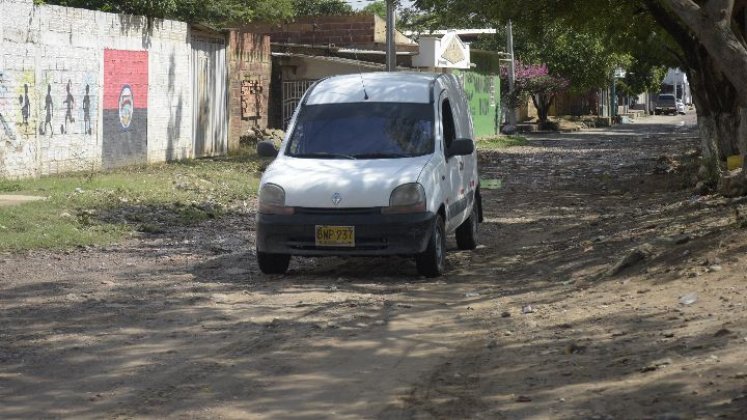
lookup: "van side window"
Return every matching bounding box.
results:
[442,99,456,151]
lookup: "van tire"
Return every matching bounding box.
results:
[456,203,479,250]
[416,215,446,277]
[257,252,290,274]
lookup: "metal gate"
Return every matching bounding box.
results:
[192,36,227,157]
[282,80,316,129]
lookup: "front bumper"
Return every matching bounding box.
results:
[256,208,436,256]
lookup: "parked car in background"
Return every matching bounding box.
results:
[655,94,677,115]
[255,72,482,277]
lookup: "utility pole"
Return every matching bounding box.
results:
[611,72,616,118]
[506,20,517,127]
[386,0,396,71]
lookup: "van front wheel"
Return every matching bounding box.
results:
[257,251,290,274]
[416,215,446,277]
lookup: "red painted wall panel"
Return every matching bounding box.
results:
[103,49,149,110]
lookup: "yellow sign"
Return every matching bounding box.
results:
[727,155,743,171]
[315,225,355,247]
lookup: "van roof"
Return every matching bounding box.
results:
[305,72,441,105]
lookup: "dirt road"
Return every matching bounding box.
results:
[2,114,746,419]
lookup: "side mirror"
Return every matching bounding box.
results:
[446,138,474,158]
[257,140,279,158]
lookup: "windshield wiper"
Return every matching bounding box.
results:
[298,152,357,160]
[353,152,410,159]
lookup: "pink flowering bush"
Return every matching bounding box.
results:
[502,61,569,123]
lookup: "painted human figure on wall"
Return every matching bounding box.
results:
[82,84,91,135]
[62,80,75,134]
[41,84,54,136]
[20,84,30,126]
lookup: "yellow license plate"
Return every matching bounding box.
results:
[315,225,355,247]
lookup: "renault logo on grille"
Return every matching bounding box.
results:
[331,193,343,206]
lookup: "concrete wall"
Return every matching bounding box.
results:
[0,0,194,178]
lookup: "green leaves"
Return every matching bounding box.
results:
[362,1,387,19]
[410,0,676,94]
[294,0,352,16]
[37,0,353,25]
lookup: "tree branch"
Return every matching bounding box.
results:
[664,0,705,32]
[704,0,735,24]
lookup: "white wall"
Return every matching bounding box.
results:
[0,0,195,178]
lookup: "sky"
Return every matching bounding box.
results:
[345,0,415,10]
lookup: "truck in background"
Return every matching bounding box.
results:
[654,93,677,115]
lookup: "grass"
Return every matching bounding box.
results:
[0,136,527,252]
[0,149,268,252]
[476,135,528,150]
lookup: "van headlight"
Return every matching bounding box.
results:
[382,183,426,214]
[259,183,294,215]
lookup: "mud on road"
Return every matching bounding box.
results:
[2,115,746,419]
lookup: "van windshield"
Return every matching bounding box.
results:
[285,102,434,159]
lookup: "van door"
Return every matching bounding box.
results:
[440,94,467,231]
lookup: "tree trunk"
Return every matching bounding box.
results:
[686,47,746,194]
[531,93,552,123]
[647,0,747,195]
[718,105,747,196]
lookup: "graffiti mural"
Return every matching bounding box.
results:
[103,49,149,169]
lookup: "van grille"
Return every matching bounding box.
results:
[294,207,382,216]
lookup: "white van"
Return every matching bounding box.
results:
[255,72,482,277]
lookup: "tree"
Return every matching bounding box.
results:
[619,59,669,97]
[519,23,630,95]
[643,0,747,194]
[402,9,630,112]
[174,0,295,24]
[37,0,357,24]
[507,62,569,124]
[363,1,387,19]
[35,0,181,18]
[412,0,747,195]
[293,0,352,16]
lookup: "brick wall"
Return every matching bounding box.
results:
[0,0,194,179]
[227,31,271,150]
[241,15,378,48]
